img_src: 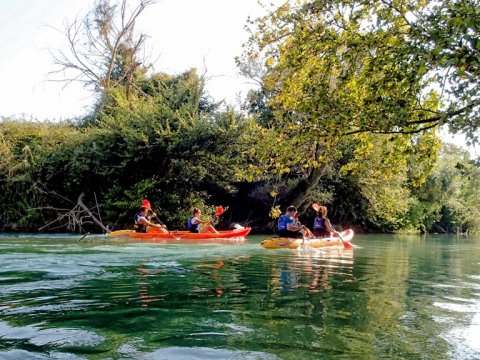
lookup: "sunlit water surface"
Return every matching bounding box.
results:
[0,233,479,359]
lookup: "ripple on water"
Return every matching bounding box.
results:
[1,299,103,316]
[0,349,85,360]
[117,345,278,359]
[0,321,105,347]
[0,270,113,297]
[433,275,480,360]
[446,310,480,358]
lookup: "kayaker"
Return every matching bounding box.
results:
[313,205,338,238]
[134,206,167,233]
[188,208,218,233]
[277,206,307,238]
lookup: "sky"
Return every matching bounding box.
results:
[0,0,282,120]
[0,0,477,157]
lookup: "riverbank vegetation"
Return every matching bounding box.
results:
[1,0,479,234]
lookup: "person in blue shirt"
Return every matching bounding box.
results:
[313,205,338,238]
[277,206,307,239]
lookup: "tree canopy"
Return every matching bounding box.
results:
[239,0,480,141]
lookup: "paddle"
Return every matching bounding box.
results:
[215,205,225,217]
[293,215,314,243]
[207,205,225,233]
[141,199,177,240]
[311,203,353,249]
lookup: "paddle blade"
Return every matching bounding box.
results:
[343,241,354,249]
[312,202,320,212]
[215,205,224,216]
[142,199,152,210]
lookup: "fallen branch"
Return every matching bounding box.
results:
[37,192,110,233]
[77,193,110,233]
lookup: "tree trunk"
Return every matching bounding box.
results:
[286,165,326,210]
[432,222,446,233]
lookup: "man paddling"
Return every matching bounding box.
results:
[134,206,167,233]
[277,206,308,239]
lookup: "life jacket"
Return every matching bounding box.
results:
[313,217,326,230]
[134,212,147,233]
[188,217,200,232]
[278,215,292,231]
[313,217,330,237]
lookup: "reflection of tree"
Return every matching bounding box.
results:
[110,240,475,358]
[355,237,453,358]
[195,260,225,297]
[136,265,164,308]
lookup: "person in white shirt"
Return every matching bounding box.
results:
[134,206,167,233]
[187,208,218,233]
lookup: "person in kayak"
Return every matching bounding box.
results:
[134,206,167,233]
[313,205,338,238]
[188,208,218,233]
[278,206,307,238]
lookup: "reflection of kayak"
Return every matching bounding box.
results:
[107,227,251,240]
[261,229,354,249]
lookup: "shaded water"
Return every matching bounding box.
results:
[0,233,479,359]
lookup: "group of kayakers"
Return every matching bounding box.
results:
[134,206,217,234]
[134,202,338,239]
[277,205,338,239]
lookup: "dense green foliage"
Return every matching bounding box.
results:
[0,0,479,234]
[239,0,480,141]
[0,70,253,231]
[234,0,480,233]
[1,78,478,233]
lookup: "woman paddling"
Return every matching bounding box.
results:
[313,205,338,238]
[188,208,218,233]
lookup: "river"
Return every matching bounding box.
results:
[0,233,479,359]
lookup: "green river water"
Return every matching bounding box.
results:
[0,233,479,359]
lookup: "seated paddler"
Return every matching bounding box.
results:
[188,208,218,233]
[313,205,338,238]
[134,206,167,233]
[277,206,306,239]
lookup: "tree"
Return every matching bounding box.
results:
[402,0,480,143]
[237,0,478,213]
[240,0,480,141]
[418,144,480,234]
[49,0,155,99]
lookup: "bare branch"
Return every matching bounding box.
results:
[47,0,156,95]
[343,123,438,136]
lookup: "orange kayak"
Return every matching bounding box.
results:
[261,229,354,249]
[107,227,251,241]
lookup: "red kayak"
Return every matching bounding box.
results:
[107,227,251,241]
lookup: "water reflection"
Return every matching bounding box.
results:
[0,234,479,359]
[269,248,354,295]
